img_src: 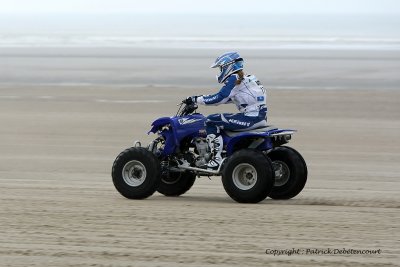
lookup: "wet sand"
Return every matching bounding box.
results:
[0,84,399,266]
[1,47,400,90]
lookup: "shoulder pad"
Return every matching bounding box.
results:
[224,74,238,84]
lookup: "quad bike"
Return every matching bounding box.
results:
[111,100,307,203]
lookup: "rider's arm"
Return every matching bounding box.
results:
[197,75,237,106]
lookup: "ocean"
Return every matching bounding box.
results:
[0,14,399,50]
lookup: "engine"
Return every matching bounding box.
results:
[193,137,211,167]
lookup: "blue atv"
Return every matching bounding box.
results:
[112,100,307,203]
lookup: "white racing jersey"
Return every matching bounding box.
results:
[197,74,267,116]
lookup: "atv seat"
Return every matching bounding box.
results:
[224,125,278,137]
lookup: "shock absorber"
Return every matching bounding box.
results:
[160,160,170,176]
[148,136,164,157]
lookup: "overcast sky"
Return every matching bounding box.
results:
[0,0,399,14]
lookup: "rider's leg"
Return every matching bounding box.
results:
[204,114,225,170]
[204,112,267,170]
[206,133,223,169]
[219,113,267,131]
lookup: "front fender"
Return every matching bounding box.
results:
[147,117,178,156]
[148,117,172,134]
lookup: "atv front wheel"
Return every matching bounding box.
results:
[222,149,274,203]
[112,147,161,199]
[267,146,307,199]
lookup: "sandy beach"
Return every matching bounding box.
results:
[0,48,399,266]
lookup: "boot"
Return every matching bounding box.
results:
[205,134,223,170]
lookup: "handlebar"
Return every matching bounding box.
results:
[176,99,198,116]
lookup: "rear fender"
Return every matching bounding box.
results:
[225,133,273,156]
[224,128,296,155]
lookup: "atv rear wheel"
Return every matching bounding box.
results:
[267,146,307,199]
[112,147,161,199]
[157,171,196,196]
[222,149,274,203]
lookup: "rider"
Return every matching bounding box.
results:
[187,52,268,170]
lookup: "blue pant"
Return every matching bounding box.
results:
[206,109,267,135]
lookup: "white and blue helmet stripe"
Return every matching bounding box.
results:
[211,52,244,83]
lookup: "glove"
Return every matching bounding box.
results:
[183,96,198,105]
